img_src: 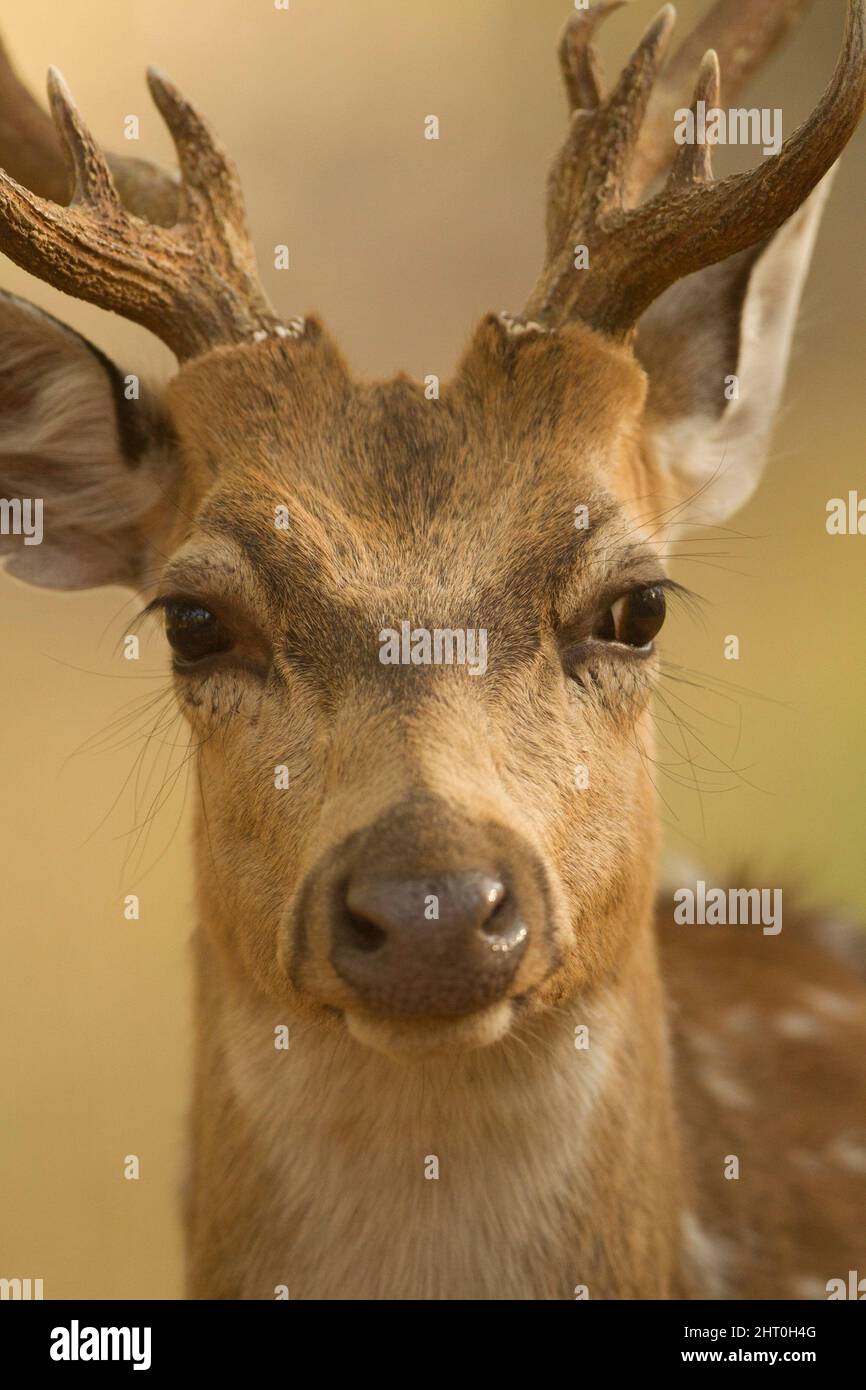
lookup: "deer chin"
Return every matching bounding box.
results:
[343,1000,514,1060]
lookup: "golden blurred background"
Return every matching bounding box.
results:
[0,0,863,1298]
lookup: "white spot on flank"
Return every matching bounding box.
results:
[690,1030,753,1106]
[792,1275,827,1300]
[790,1135,866,1177]
[826,1134,866,1175]
[689,1027,726,1059]
[790,1148,822,1173]
[804,915,866,973]
[700,1066,753,1111]
[775,1010,822,1041]
[681,1211,731,1298]
[803,987,860,1023]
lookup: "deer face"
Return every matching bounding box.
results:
[146,316,662,1055]
[1,5,862,1056]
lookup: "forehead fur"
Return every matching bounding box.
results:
[165,315,649,538]
[158,318,654,690]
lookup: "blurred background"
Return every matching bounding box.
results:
[0,0,863,1298]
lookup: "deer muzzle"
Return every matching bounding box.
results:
[288,794,558,1037]
[332,869,529,1018]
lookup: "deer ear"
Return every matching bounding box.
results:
[635,170,836,525]
[0,292,177,590]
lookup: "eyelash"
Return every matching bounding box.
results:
[558,578,694,664]
[138,595,241,671]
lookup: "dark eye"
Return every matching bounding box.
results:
[593,585,666,650]
[164,601,233,665]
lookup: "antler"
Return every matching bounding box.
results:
[0,66,288,360]
[628,0,818,197]
[0,35,180,225]
[525,0,866,339]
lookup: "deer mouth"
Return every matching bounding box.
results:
[340,999,516,1060]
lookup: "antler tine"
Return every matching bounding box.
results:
[146,67,244,223]
[0,67,284,361]
[524,0,865,340]
[145,66,280,332]
[631,0,818,199]
[528,5,676,324]
[557,0,629,112]
[0,32,179,225]
[544,1,634,259]
[46,67,123,210]
[665,50,721,188]
[0,83,139,321]
[581,5,676,216]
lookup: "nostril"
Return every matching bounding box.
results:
[343,910,388,953]
[478,886,509,936]
[478,887,528,954]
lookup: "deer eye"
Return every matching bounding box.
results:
[164,601,233,666]
[593,585,667,650]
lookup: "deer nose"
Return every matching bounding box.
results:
[331,871,529,1017]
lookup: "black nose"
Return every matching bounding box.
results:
[331,871,529,1017]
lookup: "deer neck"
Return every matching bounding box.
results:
[186,889,694,1300]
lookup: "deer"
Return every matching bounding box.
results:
[0,0,864,1300]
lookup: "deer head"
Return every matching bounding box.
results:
[1,1,863,1060]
